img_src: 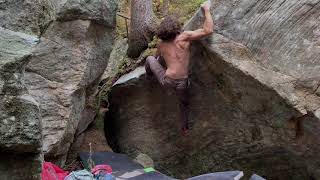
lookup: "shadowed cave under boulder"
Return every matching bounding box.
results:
[105,1,320,178]
[104,43,320,180]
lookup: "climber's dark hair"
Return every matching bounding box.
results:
[156,15,182,41]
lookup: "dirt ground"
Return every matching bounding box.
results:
[65,120,113,172]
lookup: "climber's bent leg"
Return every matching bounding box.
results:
[145,56,166,85]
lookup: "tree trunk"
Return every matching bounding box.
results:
[127,0,158,58]
[162,0,169,16]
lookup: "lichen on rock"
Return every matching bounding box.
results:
[24,5,117,164]
[1,0,118,178]
[0,27,42,180]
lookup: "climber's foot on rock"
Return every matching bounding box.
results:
[181,127,189,136]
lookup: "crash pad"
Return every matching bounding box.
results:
[79,152,143,172]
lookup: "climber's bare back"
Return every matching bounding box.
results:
[158,4,214,80]
[158,38,190,79]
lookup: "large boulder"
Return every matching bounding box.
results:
[106,1,320,179]
[206,0,320,85]
[101,38,129,82]
[55,0,117,28]
[0,0,53,36]
[0,27,42,180]
[0,0,117,177]
[24,0,117,163]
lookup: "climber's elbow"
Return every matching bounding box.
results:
[205,25,214,35]
[205,29,214,35]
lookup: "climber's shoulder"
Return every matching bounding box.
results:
[175,33,191,49]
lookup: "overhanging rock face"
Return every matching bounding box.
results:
[106,1,320,179]
[205,0,320,83]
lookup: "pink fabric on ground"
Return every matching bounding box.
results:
[91,164,112,175]
[42,162,69,180]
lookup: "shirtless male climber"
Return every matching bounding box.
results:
[145,4,214,134]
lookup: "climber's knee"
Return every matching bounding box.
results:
[146,56,156,63]
[145,56,155,77]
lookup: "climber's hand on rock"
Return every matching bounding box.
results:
[201,4,210,12]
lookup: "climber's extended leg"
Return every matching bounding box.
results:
[175,78,190,134]
[145,56,190,134]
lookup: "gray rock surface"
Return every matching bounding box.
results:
[0,27,42,179]
[25,18,115,163]
[11,0,117,166]
[0,0,53,36]
[133,153,154,168]
[207,0,320,85]
[66,39,128,165]
[0,0,117,178]
[56,0,117,28]
[101,38,129,82]
[106,1,320,179]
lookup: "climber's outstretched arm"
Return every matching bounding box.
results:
[179,4,214,41]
